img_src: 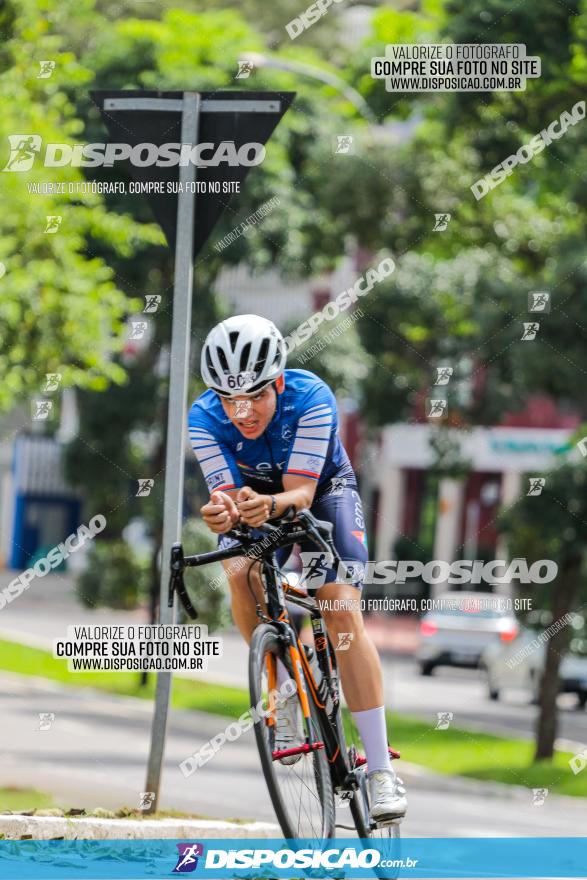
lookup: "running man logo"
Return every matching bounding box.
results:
[527,477,545,497]
[336,632,354,651]
[521,322,540,341]
[570,748,587,775]
[32,400,53,421]
[233,399,253,418]
[334,135,354,154]
[528,291,551,313]
[329,476,347,496]
[44,216,62,234]
[434,366,453,386]
[173,843,204,873]
[37,61,56,79]
[138,791,155,810]
[143,295,161,313]
[532,788,549,806]
[435,711,453,730]
[130,321,148,339]
[427,399,447,419]
[44,373,62,392]
[300,551,333,589]
[38,712,55,731]
[3,135,42,172]
[433,213,451,231]
[136,479,155,497]
[236,60,254,79]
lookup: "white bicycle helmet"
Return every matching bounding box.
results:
[201,314,286,397]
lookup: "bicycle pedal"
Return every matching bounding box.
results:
[372,816,402,828]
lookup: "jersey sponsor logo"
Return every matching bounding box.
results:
[207,472,226,490]
[239,460,285,472]
[218,534,240,550]
[351,529,367,547]
[190,371,349,493]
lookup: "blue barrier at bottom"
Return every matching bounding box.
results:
[0,837,586,879]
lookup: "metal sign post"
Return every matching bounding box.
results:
[144,92,200,808]
[92,88,294,813]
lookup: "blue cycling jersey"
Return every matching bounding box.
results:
[188,369,355,496]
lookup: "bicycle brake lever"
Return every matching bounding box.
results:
[226,524,252,541]
[298,509,334,538]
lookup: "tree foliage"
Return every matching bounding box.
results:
[0,0,160,412]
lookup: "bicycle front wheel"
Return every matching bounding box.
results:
[249,623,335,840]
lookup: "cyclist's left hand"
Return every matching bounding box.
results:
[236,486,272,527]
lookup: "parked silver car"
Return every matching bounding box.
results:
[416,591,520,675]
[482,610,587,708]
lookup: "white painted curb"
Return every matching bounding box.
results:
[0,815,281,840]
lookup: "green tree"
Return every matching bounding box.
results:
[0,0,160,413]
[57,4,376,625]
[499,451,587,759]
[353,0,587,763]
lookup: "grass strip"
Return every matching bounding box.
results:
[0,639,584,798]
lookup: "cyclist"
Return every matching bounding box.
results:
[189,314,407,822]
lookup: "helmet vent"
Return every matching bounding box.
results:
[271,345,282,368]
[205,348,220,384]
[239,341,252,372]
[254,338,270,373]
[216,346,230,374]
[228,331,239,352]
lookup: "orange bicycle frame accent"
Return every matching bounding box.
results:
[288,643,312,720]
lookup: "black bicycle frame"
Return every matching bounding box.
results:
[168,510,361,797]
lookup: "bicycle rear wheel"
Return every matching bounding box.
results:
[348,748,402,879]
[249,623,335,840]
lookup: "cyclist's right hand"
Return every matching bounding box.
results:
[201,491,240,534]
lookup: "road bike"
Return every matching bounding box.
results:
[169,508,402,848]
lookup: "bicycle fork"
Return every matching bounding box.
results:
[264,629,326,762]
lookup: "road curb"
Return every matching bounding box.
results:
[0,815,281,840]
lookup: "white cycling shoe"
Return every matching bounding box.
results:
[275,694,304,765]
[368,769,408,822]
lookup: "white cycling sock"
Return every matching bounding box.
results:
[351,706,393,774]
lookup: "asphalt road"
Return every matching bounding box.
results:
[1,570,586,841]
[198,631,587,751]
[2,672,586,839]
[0,570,586,750]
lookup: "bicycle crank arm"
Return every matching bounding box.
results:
[353,746,401,765]
[272,741,324,761]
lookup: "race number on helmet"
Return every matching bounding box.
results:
[201,314,286,397]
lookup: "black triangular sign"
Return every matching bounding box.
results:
[90,90,294,255]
